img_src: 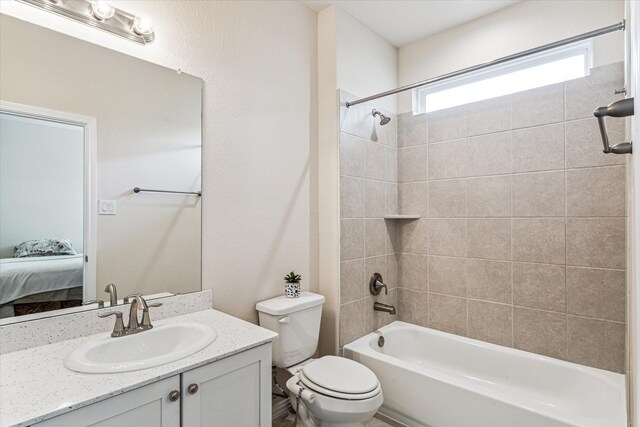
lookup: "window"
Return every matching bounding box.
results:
[413,40,592,114]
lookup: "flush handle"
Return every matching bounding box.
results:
[279,316,290,324]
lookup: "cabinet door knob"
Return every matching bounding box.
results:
[188,383,199,394]
[169,390,181,402]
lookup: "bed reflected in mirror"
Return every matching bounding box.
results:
[0,112,87,318]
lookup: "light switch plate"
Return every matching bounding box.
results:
[99,200,117,215]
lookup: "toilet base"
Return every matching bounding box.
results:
[291,398,378,427]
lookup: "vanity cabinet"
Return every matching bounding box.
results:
[34,344,271,427]
[181,344,270,426]
[34,377,181,427]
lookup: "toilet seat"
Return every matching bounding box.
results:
[298,356,381,400]
[298,370,381,400]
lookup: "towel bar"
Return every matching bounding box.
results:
[133,187,201,196]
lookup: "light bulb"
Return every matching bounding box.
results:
[132,14,154,36]
[91,1,115,20]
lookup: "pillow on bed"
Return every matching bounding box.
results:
[14,239,77,258]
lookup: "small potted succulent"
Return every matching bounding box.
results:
[284,271,302,298]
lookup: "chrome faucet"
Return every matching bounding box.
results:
[104,283,118,307]
[128,295,163,330]
[99,294,163,337]
[373,302,396,315]
[128,295,149,330]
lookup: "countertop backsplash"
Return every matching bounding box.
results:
[0,290,213,354]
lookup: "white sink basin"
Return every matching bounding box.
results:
[64,322,217,374]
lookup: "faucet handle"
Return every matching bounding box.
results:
[98,311,126,337]
[377,280,389,295]
[84,299,105,308]
[369,273,388,295]
[141,303,163,329]
[123,294,142,304]
[98,310,122,318]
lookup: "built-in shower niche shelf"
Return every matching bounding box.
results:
[383,215,420,220]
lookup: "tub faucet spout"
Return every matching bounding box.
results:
[373,302,396,315]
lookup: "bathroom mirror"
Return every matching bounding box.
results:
[0,15,202,322]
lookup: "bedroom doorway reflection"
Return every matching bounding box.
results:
[0,102,96,318]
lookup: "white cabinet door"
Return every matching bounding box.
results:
[35,376,181,427]
[181,343,272,427]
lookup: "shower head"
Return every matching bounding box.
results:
[372,109,391,126]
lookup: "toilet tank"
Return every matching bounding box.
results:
[256,292,325,368]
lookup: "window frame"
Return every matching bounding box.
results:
[412,40,593,115]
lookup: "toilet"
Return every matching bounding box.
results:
[256,292,383,427]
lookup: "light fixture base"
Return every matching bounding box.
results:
[16,0,155,45]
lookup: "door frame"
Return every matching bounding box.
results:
[0,100,98,301]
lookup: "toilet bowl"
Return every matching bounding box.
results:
[285,356,383,427]
[256,293,383,427]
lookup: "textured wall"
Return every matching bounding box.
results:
[394,63,626,373]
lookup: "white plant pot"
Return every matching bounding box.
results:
[285,283,301,298]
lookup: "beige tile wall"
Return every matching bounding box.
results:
[394,62,627,373]
[339,91,398,350]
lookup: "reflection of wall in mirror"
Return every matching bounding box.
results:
[0,15,202,300]
[0,113,84,259]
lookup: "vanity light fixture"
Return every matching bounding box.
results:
[16,0,156,45]
[132,14,154,36]
[90,0,115,21]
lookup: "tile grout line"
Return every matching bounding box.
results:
[509,92,515,347]
[464,102,469,336]
[563,81,569,360]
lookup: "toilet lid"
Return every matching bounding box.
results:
[301,356,379,395]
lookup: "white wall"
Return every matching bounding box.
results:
[335,8,398,113]
[0,0,318,323]
[0,114,84,258]
[317,6,397,355]
[398,0,625,112]
[317,6,340,356]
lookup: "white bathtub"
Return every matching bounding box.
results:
[343,321,626,427]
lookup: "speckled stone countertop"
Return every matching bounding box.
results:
[0,309,277,427]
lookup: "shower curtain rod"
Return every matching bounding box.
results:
[345,20,626,108]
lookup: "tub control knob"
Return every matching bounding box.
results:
[369,273,388,295]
